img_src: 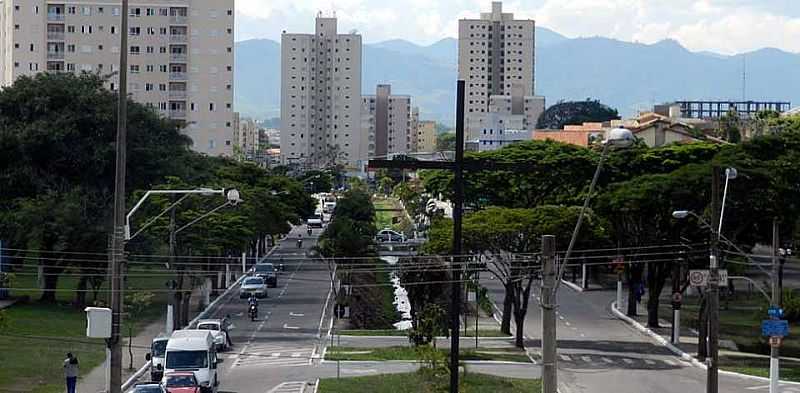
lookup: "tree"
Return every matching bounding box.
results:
[400,257,450,342]
[407,303,448,347]
[300,170,334,194]
[125,291,154,370]
[435,132,457,151]
[536,99,620,129]
[719,108,742,143]
[463,206,605,347]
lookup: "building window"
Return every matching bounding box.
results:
[130,46,140,54]
[209,103,215,111]
[129,27,141,36]
[130,65,140,73]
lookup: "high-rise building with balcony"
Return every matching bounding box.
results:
[361,84,413,158]
[280,14,363,169]
[458,1,539,141]
[0,0,234,156]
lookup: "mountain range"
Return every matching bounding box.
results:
[234,27,800,125]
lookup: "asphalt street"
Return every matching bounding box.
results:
[481,276,800,393]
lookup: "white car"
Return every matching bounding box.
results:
[239,277,268,299]
[196,319,229,352]
[376,228,405,243]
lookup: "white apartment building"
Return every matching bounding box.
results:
[0,0,234,156]
[233,112,259,156]
[280,14,363,169]
[458,1,536,141]
[361,84,413,158]
[469,83,544,150]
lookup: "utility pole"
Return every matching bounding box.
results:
[108,0,129,391]
[770,219,780,393]
[707,166,721,393]
[541,235,557,393]
[449,80,465,393]
[167,206,177,333]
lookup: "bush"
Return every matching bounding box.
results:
[782,289,800,322]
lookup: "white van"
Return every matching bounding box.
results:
[163,330,219,393]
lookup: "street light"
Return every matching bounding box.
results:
[672,167,736,393]
[541,127,634,393]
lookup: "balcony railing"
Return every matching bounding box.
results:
[47,14,65,21]
[169,110,187,119]
[169,72,187,81]
[169,34,188,43]
[47,32,65,40]
[169,53,187,62]
[169,90,187,99]
[170,15,188,24]
[47,52,65,60]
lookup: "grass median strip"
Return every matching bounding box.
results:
[720,356,800,382]
[338,329,511,337]
[325,346,531,363]
[319,371,541,392]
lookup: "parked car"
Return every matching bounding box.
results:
[254,263,278,288]
[376,228,405,243]
[196,319,229,352]
[239,276,268,299]
[133,383,165,393]
[164,372,201,393]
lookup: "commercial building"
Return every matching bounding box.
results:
[280,14,363,169]
[0,0,235,156]
[458,1,537,141]
[416,120,437,152]
[361,84,413,158]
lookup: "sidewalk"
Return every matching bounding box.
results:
[77,288,205,393]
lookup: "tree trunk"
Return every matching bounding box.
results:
[500,286,512,335]
[514,311,525,348]
[128,328,134,370]
[74,275,89,308]
[646,262,669,328]
[40,266,61,303]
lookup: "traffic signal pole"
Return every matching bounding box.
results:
[770,220,780,393]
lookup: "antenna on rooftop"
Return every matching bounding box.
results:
[741,54,747,101]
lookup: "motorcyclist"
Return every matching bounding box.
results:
[247,295,258,320]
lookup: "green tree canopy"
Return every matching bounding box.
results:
[536,99,620,129]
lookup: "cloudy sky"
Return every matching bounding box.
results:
[235,0,800,55]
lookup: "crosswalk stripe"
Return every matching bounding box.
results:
[644,359,656,365]
[601,357,614,364]
[560,354,571,361]
[622,358,634,365]
[581,356,592,363]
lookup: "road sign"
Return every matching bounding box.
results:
[769,336,783,348]
[672,292,683,303]
[768,306,785,319]
[761,320,790,337]
[688,269,729,287]
[613,257,624,274]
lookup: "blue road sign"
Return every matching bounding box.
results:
[762,320,790,337]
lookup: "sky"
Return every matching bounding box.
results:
[235,0,800,55]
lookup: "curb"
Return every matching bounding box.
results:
[609,301,800,386]
[122,244,280,391]
[560,279,584,293]
[311,378,320,393]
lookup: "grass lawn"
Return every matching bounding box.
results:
[658,293,799,358]
[373,197,412,233]
[720,356,800,382]
[338,329,510,338]
[325,346,531,363]
[319,371,541,393]
[1,265,173,393]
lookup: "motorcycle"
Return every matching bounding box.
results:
[248,304,258,321]
[297,238,303,248]
[307,227,313,236]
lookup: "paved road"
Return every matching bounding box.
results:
[481,276,800,393]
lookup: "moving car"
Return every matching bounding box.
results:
[164,372,201,393]
[306,213,324,228]
[323,201,336,214]
[376,228,405,243]
[254,263,278,288]
[196,319,229,352]
[239,276,268,299]
[147,336,169,382]
[133,383,165,393]
[163,330,219,393]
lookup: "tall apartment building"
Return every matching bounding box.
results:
[233,114,259,156]
[280,14,363,169]
[458,1,536,141]
[416,120,437,153]
[361,84,413,158]
[0,0,235,156]
[470,83,544,150]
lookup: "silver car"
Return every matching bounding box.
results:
[239,276,268,299]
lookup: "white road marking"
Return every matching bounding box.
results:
[662,359,677,366]
[290,312,305,317]
[601,357,614,364]
[581,356,592,363]
[267,381,307,393]
[565,321,571,326]
[560,354,571,361]
[644,359,656,365]
[622,358,634,365]
[284,324,300,330]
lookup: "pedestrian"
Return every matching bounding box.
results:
[64,352,79,393]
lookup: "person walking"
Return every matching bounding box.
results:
[63,353,78,393]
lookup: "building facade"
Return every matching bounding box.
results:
[0,0,235,156]
[468,82,544,149]
[361,84,413,158]
[416,120,437,152]
[458,1,536,141]
[280,14,363,169]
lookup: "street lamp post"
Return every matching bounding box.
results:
[672,166,736,393]
[541,128,634,393]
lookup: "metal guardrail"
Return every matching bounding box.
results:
[47,14,65,21]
